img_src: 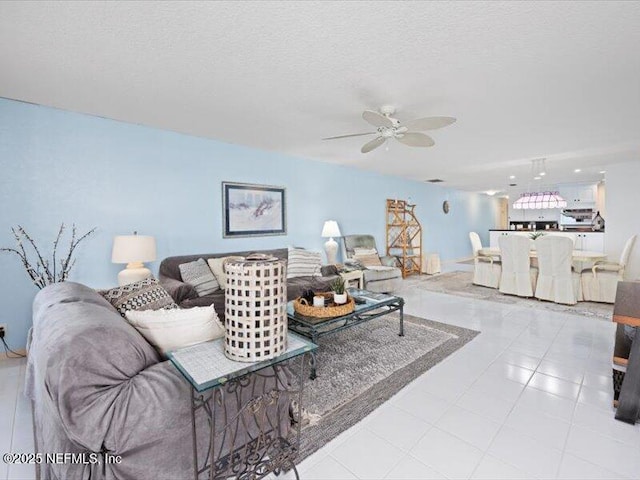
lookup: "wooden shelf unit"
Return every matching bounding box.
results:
[386,199,423,278]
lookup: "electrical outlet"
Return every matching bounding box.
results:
[0,324,6,338]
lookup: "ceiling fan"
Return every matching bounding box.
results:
[323,105,456,153]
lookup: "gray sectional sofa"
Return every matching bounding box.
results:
[159,248,339,320]
[25,282,291,480]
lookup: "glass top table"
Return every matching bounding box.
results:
[287,288,404,379]
[168,333,317,480]
[168,332,317,392]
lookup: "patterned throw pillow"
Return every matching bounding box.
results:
[287,248,322,278]
[178,258,220,296]
[100,277,178,317]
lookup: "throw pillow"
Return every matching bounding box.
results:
[99,277,178,317]
[353,252,383,267]
[353,247,378,256]
[178,258,220,296]
[287,247,322,278]
[207,256,245,289]
[125,305,224,356]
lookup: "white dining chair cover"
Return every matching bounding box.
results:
[499,235,537,297]
[582,234,637,304]
[469,232,501,289]
[535,236,582,305]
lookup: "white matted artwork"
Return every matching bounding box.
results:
[222,182,286,238]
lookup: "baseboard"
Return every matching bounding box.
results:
[0,348,27,360]
[444,256,474,264]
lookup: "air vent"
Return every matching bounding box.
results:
[425,179,444,183]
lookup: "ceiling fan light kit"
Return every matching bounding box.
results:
[324,106,456,153]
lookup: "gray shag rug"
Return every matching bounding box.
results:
[297,313,478,460]
[411,270,613,320]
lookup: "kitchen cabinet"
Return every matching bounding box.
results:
[559,184,597,208]
[575,232,605,252]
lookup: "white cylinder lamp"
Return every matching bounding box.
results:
[111,234,157,286]
[321,220,342,265]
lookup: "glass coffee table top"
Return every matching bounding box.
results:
[168,332,317,392]
[286,288,402,326]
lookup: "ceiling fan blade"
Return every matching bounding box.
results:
[395,132,435,147]
[322,132,376,140]
[361,136,387,153]
[362,110,393,128]
[405,116,456,131]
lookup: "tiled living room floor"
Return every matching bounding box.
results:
[2,280,639,480]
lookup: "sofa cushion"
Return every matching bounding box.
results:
[287,275,337,300]
[178,258,220,296]
[125,305,224,356]
[287,248,322,278]
[100,277,178,317]
[207,256,245,289]
[363,266,402,282]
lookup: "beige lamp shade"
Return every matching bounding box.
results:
[321,220,342,238]
[111,235,157,264]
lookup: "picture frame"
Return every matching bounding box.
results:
[222,182,287,238]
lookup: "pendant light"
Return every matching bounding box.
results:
[511,159,567,210]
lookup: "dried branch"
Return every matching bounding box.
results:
[1,223,96,289]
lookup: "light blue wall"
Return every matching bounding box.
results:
[0,98,498,348]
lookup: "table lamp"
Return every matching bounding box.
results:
[321,220,342,265]
[111,233,157,286]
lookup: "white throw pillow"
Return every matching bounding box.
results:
[287,247,322,278]
[125,305,224,356]
[207,256,245,289]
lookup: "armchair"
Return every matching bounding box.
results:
[582,235,637,303]
[342,234,402,293]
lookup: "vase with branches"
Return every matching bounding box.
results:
[1,224,96,289]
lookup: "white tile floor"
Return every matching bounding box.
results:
[2,279,640,480]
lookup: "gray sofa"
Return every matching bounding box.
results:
[25,282,291,480]
[159,248,338,320]
[343,235,402,293]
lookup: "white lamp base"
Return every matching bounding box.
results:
[118,262,152,286]
[324,237,338,265]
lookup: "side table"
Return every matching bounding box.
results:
[339,269,364,289]
[168,333,317,479]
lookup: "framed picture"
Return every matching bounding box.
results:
[222,182,287,238]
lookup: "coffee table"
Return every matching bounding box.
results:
[287,288,404,379]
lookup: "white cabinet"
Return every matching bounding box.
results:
[575,232,605,252]
[490,231,519,248]
[559,184,597,208]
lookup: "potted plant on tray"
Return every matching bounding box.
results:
[331,277,347,305]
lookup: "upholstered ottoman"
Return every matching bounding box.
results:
[363,266,402,293]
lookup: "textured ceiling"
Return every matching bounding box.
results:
[1,1,640,193]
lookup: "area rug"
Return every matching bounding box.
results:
[412,270,614,320]
[297,313,479,460]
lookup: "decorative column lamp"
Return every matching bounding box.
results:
[321,220,342,265]
[111,233,157,286]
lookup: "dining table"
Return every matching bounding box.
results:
[478,247,607,262]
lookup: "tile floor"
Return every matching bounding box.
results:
[2,278,639,479]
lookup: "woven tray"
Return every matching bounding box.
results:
[293,292,355,318]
